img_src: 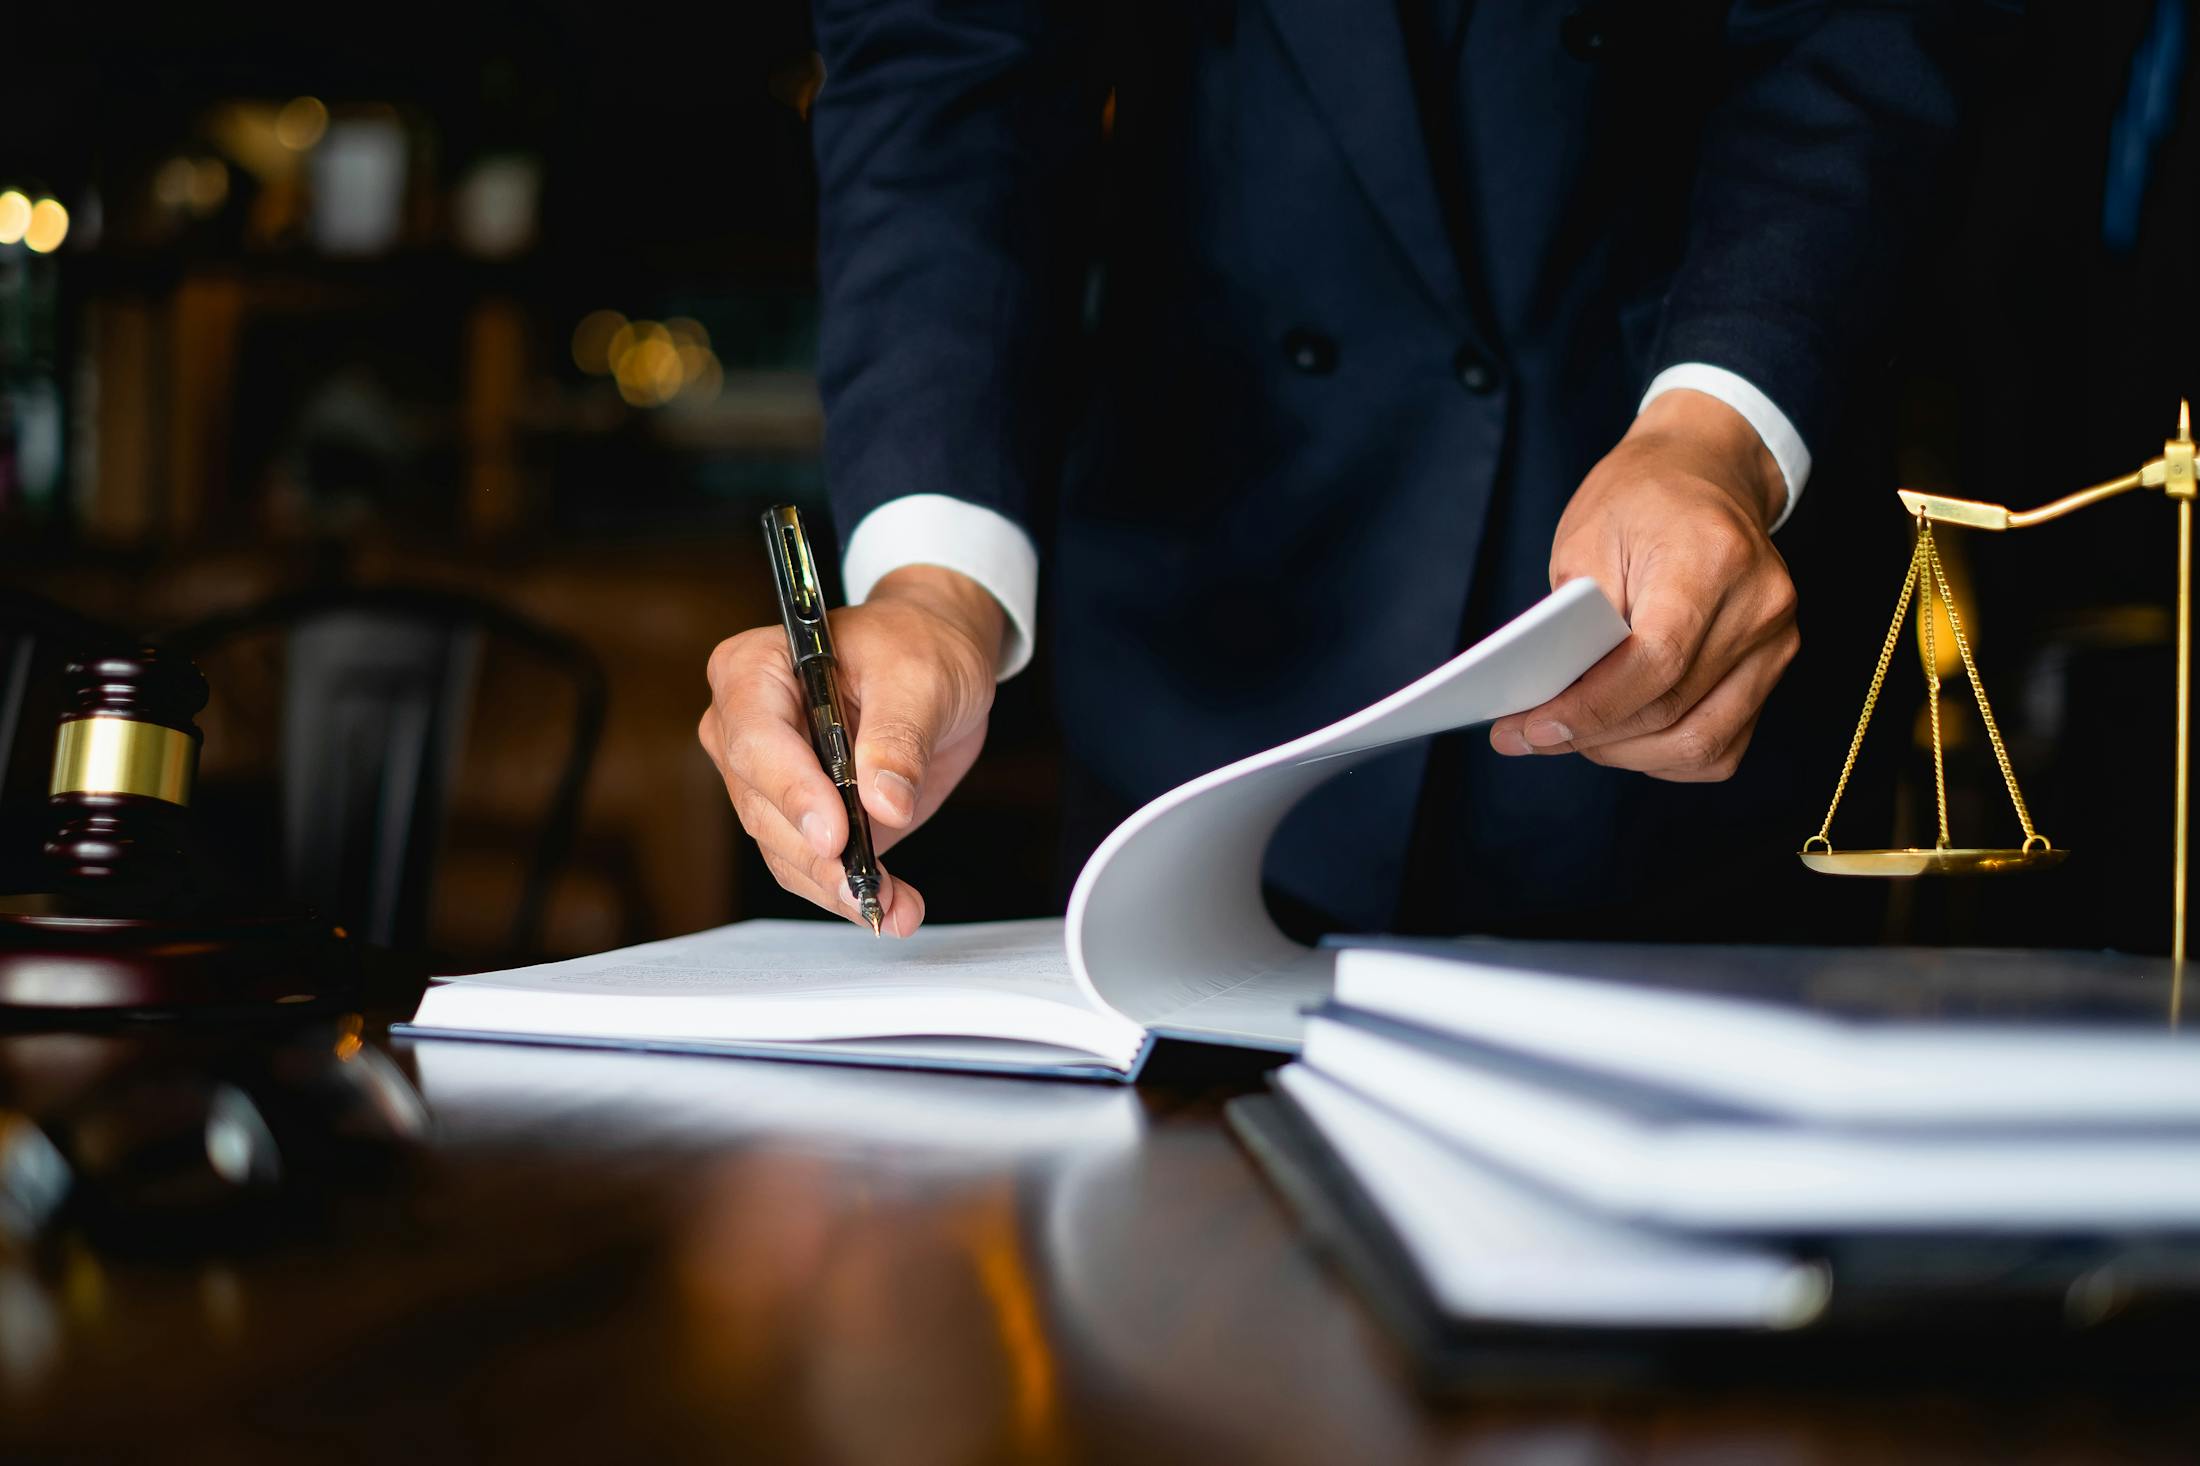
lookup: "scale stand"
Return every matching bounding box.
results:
[1800,401,2197,967]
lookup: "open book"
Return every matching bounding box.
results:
[397,580,1630,1079]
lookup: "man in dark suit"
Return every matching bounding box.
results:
[700,1,1971,938]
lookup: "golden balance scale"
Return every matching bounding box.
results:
[1801,402,2198,966]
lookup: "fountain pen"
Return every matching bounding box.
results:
[762,504,885,935]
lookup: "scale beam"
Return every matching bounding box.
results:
[1897,470,2153,531]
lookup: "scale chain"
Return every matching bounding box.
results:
[1923,527,2044,847]
[1919,537,1951,849]
[1807,528,1929,850]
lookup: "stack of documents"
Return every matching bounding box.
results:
[1242,941,2200,1337]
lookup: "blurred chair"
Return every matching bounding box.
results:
[163,587,605,958]
[0,591,132,889]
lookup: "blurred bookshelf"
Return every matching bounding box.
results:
[0,5,1066,966]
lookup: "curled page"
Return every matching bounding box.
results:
[1066,579,1629,1050]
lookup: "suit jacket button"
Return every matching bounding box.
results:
[1454,348,1500,394]
[1282,328,1338,375]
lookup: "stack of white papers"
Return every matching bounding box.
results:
[1267,940,2200,1330]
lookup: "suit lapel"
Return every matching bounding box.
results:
[1257,0,1476,335]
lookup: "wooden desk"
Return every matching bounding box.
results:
[1,1028,2194,1465]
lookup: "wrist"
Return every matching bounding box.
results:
[1630,388,1785,531]
[870,565,1009,664]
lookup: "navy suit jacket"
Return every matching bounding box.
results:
[812,1,1972,932]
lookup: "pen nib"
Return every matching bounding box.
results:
[861,897,884,937]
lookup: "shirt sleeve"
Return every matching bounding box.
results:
[1647,3,1969,462]
[1640,363,1812,534]
[840,493,1041,680]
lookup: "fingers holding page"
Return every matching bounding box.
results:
[1491,382,1796,773]
[1489,594,1716,757]
[1576,635,1794,782]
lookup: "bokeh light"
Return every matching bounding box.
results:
[682,348,724,403]
[607,318,667,370]
[23,199,69,254]
[154,158,196,208]
[154,158,230,219]
[0,191,29,246]
[570,309,627,374]
[275,96,330,151]
[581,311,725,408]
[616,336,683,407]
[190,158,230,212]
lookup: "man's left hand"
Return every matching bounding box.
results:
[1488,387,1799,782]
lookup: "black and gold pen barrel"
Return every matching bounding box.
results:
[763,505,886,935]
[798,657,885,932]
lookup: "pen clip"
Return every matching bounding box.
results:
[764,505,838,667]
[776,524,824,624]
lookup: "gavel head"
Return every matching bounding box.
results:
[42,648,210,902]
[0,646,359,1012]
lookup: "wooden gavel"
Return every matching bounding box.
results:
[0,648,358,1013]
[42,647,206,905]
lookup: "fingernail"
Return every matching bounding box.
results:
[1496,727,1533,756]
[800,811,830,855]
[1525,719,1573,748]
[837,879,861,913]
[874,770,916,821]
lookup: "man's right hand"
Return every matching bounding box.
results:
[698,564,1005,937]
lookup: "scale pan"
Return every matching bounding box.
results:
[1797,846,2068,877]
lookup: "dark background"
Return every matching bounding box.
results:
[1,0,2195,966]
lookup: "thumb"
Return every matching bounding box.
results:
[851,678,940,829]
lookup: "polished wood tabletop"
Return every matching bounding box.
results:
[2,1020,2197,1466]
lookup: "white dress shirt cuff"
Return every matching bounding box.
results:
[1640,363,1812,534]
[840,493,1040,680]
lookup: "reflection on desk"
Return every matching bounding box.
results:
[4,1031,2200,1464]
[408,1036,1146,1168]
